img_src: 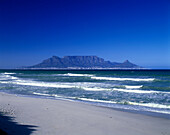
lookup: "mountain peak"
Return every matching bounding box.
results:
[123,60,130,63]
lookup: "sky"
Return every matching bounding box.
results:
[0,0,169,69]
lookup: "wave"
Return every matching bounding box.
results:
[130,102,170,109]
[75,98,170,112]
[33,92,51,96]
[14,80,76,88]
[124,85,143,89]
[30,94,170,114]
[0,74,168,94]
[0,78,108,91]
[31,90,170,112]
[142,86,170,91]
[0,78,169,94]
[0,79,76,88]
[112,88,169,94]
[57,73,94,77]
[91,76,155,81]
[0,79,112,92]
[128,102,170,109]
[4,72,16,75]
[0,74,18,80]
[77,97,117,104]
[79,98,170,109]
[81,87,110,91]
[32,92,63,98]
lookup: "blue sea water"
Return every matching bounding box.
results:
[0,70,170,115]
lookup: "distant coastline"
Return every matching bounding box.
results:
[20,67,145,70]
[1,68,170,71]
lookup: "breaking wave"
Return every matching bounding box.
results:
[57,73,94,77]
[0,73,18,80]
[4,72,16,75]
[112,88,169,94]
[1,71,170,115]
[91,76,155,81]
[128,102,170,109]
[124,85,143,89]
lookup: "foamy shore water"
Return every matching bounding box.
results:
[0,92,170,135]
[0,71,170,115]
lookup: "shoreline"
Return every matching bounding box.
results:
[2,91,170,119]
[0,92,170,135]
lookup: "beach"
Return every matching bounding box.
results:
[0,92,170,135]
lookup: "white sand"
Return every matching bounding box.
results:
[0,92,170,135]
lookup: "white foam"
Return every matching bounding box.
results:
[78,98,170,114]
[33,92,65,98]
[0,78,169,94]
[14,80,76,88]
[33,92,51,96]
[52,94,64,98]
[62,73,94,77]
[147,110,170,114]
[81,87,110,91]
[128,102,170,109]
[112,88,169,94]
[4,72,16,75]
[124,85,143,89]
[91,76,155,81]
[78,97,117,104]
[55,73,94,77]
[11,76,18,80]
[1,79,107,90]
[0,74,18,80]
[0,78,111,91]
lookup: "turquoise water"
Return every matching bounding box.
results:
[0,70,170,115]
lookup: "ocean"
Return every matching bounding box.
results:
[0,70,170,116]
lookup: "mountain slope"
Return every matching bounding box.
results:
[29,56,140,69]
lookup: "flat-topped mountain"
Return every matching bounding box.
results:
[28,56,140,69]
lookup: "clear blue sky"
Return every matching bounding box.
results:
[0,0,169,69]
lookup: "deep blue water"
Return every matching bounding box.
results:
[0,70,170,115]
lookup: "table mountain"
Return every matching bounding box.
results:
[28,56,140,69]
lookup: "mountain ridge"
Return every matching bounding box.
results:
[28,56,140,69]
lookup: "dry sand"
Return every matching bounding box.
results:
[0,92,170,135]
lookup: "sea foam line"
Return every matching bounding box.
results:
[0,80,76,88]
[91,76,155,81]
[30,93,170,113]
[78,97,117,104]
[58,73,94,77]
[32,92,75,102]
[33,92,63,98]
[56,73,155,82]
[14,81,76,88]
[33,92,51,96]
[82,87,170,93]
[0,74,168,94]
[76,98,170,110]
[112,88,169,94]
[128,102,170,109]
[81,87,110,91]
[0,79,169,94]
[0,74,18,80]
[0,79,108,90]
[4,72,16,75]
[124,85,143,89]
[0,80,110,91]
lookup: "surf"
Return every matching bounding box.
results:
[91,76,155,81]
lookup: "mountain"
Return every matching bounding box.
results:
[28,56,140,69]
